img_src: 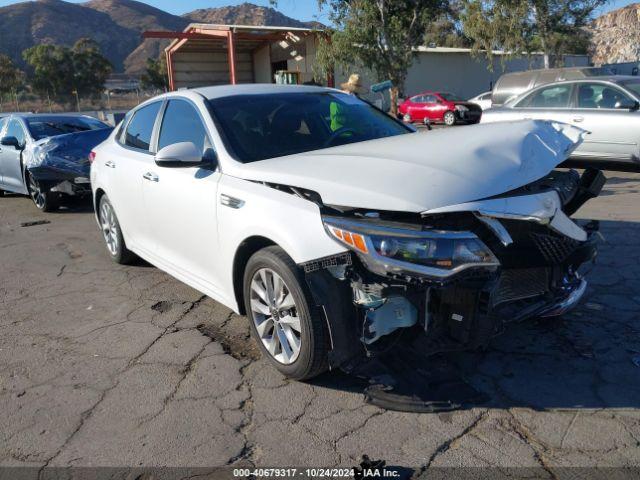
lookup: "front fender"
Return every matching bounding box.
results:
[216,174,346,308]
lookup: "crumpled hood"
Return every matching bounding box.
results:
[233,120,584,213]
[25,128,113,175]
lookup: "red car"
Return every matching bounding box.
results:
[398,91,482,126]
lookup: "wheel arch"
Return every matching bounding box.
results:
[232,235,278,315]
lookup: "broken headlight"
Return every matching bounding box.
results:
[322,217,499,279]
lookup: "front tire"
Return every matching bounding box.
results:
[98,195,135,264]
[402,113,412,123]
[243,246,329,380]
[27,173,58,212]
[443,111,456,126]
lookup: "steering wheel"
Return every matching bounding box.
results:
[323,127,358,147]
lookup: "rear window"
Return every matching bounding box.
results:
[27,116,108,140]
[620,80,640,98]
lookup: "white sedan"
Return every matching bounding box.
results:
[91,84,603,380]
[468,91,493,110]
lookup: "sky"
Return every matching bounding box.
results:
[0,0,636,20]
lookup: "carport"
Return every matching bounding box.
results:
[143,24,328,91]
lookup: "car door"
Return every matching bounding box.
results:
[507,83,575,125]
[0,118,29,194]
[106,101,162,253]
[142,98,223,292]
[570,82,639,162]
[423,94,445,121]
[406,95,427,121]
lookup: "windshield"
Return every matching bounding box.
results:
[27,116,109,140]
[619,80,640,99]
[208,92,411,163]
[439,92,463,102]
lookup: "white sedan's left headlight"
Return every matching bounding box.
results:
[322,217,499,279]
[455,104,469,113]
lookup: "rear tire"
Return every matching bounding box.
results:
[98,195,136,264]
[443,111,456,126]
[26,172,58,212]
[243,246,329,380]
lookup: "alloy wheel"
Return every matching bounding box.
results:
[28,175,46,210]
[100,201,119,256]
[444,111,455,126]
[250,268,302,364]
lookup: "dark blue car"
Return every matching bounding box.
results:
[0,114,113,212]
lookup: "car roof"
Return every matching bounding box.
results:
[192,83,337,100]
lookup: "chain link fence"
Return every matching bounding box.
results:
[0,91,160,116]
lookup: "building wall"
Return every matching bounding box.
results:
[336,51,590,101]
[172,50,254,89]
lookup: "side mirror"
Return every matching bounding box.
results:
[154,142,203,166]
[1,136,22,150]
[615,100,640,111]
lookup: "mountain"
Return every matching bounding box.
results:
[0,0,139,71]
[184,2,317,28]
[83,0,189,73]
[590,3,640,65]
[0,0,319,75]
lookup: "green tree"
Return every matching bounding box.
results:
[314,0,446,115]
[461,0,608,69]
[0,54,25,109]
[22,44,73,97]
[140,56,168,92]
[23,39,111,99]
[71,38,112,96]
[424,0,471,48]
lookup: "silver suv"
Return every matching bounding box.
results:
[482,76,640,170]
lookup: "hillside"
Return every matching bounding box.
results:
[184,2,314,28]
[0,0,138,71]
[591,2,640,65]
[0,0,318,75]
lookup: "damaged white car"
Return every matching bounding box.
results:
[91,85,604,380]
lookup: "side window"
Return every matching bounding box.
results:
[158,99,211,156]
[410,95,424,103]
[577,83,633,109]
[124,102,161,151]
[517,84,572,109]
[424,95,438,103]
[6,119,26,145]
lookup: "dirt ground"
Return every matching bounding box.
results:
[0,170,639,477]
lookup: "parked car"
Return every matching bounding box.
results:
[0,114,112,211]
[91,84,603,380]
[468,91,493,110]
[398,91,482,125]
[482,76,640,170]
[491,66,613,107]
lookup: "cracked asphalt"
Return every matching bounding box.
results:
[0,171,639,475]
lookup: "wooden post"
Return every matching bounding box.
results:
[227,30,237,85]
[165,50,175,91]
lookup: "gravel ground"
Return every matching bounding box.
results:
[0,169,639,476]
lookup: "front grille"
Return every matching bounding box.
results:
[492,268,549,306]
[531,233,579,264]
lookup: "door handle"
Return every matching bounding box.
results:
[573,116,584,123]
[104,160,116,169]
[142,172,159,182]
